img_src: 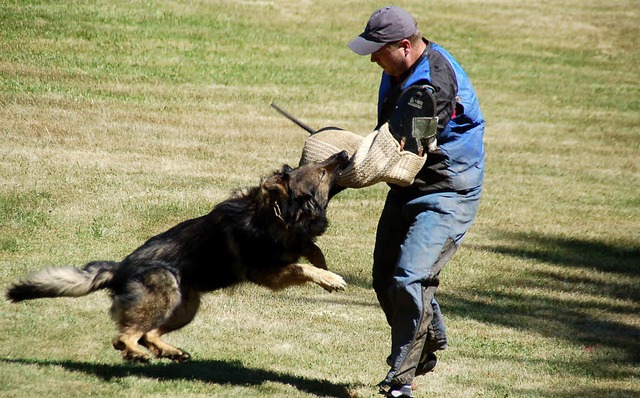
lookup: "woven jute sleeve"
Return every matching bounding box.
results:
[299,124,426,189]
[299,129,363,166]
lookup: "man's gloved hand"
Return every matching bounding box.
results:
[389,84,438,155]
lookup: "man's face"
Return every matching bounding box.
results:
[370,42,408,77]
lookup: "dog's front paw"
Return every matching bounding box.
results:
[316,270,347,292]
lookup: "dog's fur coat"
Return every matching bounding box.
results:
[6,151,349,362]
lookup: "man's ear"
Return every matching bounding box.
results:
[401,38,411,56]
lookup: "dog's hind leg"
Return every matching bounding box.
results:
[110,267,183,362]
[251,263,347,292]
[140,289,200,362]
[112,330,150,363]
[141,329,191,362]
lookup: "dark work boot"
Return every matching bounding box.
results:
[415,352,437,376]
[378,381,413,398]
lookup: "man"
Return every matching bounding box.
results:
[348,6,485,397]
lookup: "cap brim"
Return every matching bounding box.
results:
[348,36,386,56]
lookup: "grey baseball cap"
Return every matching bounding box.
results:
[348,6,417,56]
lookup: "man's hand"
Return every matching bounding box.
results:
[399,136,425,157]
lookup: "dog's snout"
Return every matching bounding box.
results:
[320,150,350,170]
[312,150,351,179]
[336,150,349,164]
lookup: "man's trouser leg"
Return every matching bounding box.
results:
[373,191,406,326]
[380,188,482,386]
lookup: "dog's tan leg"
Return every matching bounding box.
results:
[302,243,328,269]
[251,263,346,292]
[141,329,191,362]
[112,331,151,363]
[140,290,200,362]
[109,267,185,363]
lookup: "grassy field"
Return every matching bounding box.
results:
[1,0,638,397]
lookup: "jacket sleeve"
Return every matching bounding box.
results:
[423,49,458,133]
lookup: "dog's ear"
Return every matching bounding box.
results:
[261,174,288,199]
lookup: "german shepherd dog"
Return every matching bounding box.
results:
[6,151,349,363]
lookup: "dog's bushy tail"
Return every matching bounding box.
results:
[6,261,118,303]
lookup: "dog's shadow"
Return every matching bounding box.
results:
[2,357,353,397]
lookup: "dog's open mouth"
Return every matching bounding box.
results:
[333,150,350,175]
[319,150,350,177]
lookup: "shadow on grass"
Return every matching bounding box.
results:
[447,231,640,365]
[1,357,353,397]
[518,386,638,398]
[481,231,639,278]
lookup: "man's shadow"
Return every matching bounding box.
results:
[2,357,353,397]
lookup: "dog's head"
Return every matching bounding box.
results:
[261,150,349,229]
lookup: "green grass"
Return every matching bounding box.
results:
[1,0,638,397]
